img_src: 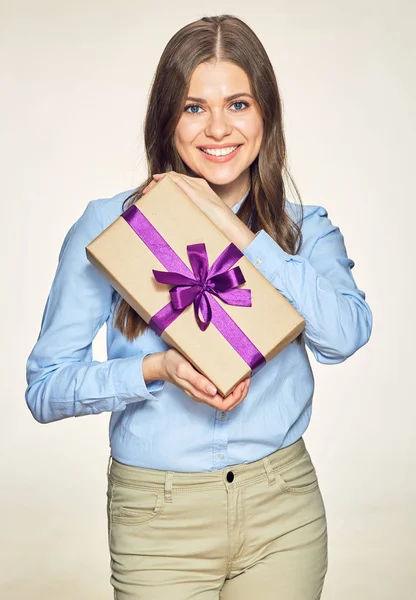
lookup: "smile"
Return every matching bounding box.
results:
[198,144,242,163]
[200,145,240,156]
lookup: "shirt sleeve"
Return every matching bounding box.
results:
[242,205,373,364]
[25,199,165,424]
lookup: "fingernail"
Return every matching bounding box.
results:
[206,384,217,395]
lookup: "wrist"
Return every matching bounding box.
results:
[142,352,166,383]
[215,210,256,251]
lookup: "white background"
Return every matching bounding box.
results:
[1,1,414,598]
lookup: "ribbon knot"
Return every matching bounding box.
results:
[152,242,252,331]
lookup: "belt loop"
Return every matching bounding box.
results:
[107,454,112,478]
[164,472,174,502]
[262,456,276,485]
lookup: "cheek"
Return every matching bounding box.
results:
[174,118,201,146]
[249,117,264,141]
[235,115,263,142]
[255,122,264,147]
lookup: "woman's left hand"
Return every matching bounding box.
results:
[142,171,233,230]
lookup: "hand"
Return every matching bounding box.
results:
[142,171,232,229]
[159,348,250,412]
[142,171,256,251]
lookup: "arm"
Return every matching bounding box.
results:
[25,200,165,424]
[220,205,373,364]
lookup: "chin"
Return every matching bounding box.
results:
[201,175,235,187]
[197,168,243,186]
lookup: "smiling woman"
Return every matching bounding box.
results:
[25,12,372,600]
[114,15,304,344]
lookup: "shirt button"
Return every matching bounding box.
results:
[217,453,225,459]
[226,471,234,483]
[220,412,227,420]
[254,258,262,266]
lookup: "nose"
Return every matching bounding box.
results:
[205,109,232,139]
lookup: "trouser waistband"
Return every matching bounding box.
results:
[107,437,307,499]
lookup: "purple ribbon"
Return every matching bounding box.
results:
[121,204,265,372]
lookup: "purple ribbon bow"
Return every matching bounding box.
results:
[152,242,252,331]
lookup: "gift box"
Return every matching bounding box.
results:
[85,175,305,397]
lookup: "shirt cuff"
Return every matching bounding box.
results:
[242,229,296,281]
[110,354,165,404]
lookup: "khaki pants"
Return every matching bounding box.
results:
[106,437,328,599]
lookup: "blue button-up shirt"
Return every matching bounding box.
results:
[25,187,372,471]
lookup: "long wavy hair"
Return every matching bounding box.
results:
[112,14,304,346]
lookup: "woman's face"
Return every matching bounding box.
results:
[174,60,263,194]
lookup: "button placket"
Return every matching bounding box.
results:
[212,409,229,469]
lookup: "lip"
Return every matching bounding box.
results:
[198,144,242,163]
[198,143,242,149]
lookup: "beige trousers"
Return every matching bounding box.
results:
[106,437,328,599]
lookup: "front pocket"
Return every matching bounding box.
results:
[274,451,319,495]
[109,479,166,525]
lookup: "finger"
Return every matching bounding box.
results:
[153,171,186,179]
[152,173,205,201]
[176,376,215,402]
[232,381,250,409]
[232,380,249,405]
[152,172,174,180]
[221,380,247,411]
[225,378,250,411]
[182,384,217,403]
[196,381,248,411]
[225,386,248,412]
[232,378,250,399]
[175,369,218,401]
[188,370,218,396]
[143,179,158,192]
[152,172,197,183]
[154,171,195,191]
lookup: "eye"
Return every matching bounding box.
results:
[183,101,250,114]
[230,101,249,111]
[184,104,203,114]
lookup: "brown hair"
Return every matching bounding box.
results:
[112,14,304,346]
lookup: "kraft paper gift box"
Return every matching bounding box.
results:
[85,175,305,397]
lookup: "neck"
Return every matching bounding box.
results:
[207,172,251,210]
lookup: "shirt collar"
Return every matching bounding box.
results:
[230,189,292,220]
[231,187,251,214]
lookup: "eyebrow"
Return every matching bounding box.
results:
[185,92,254,103]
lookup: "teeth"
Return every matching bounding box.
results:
[201,145,239,156]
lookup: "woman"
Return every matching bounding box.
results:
[25,14,372,600]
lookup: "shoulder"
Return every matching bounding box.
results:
[285,198,331,226]
[58,187,138,260]
[88,186,138,229]
[285,199,341,257]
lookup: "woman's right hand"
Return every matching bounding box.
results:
[145,349,250,412]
